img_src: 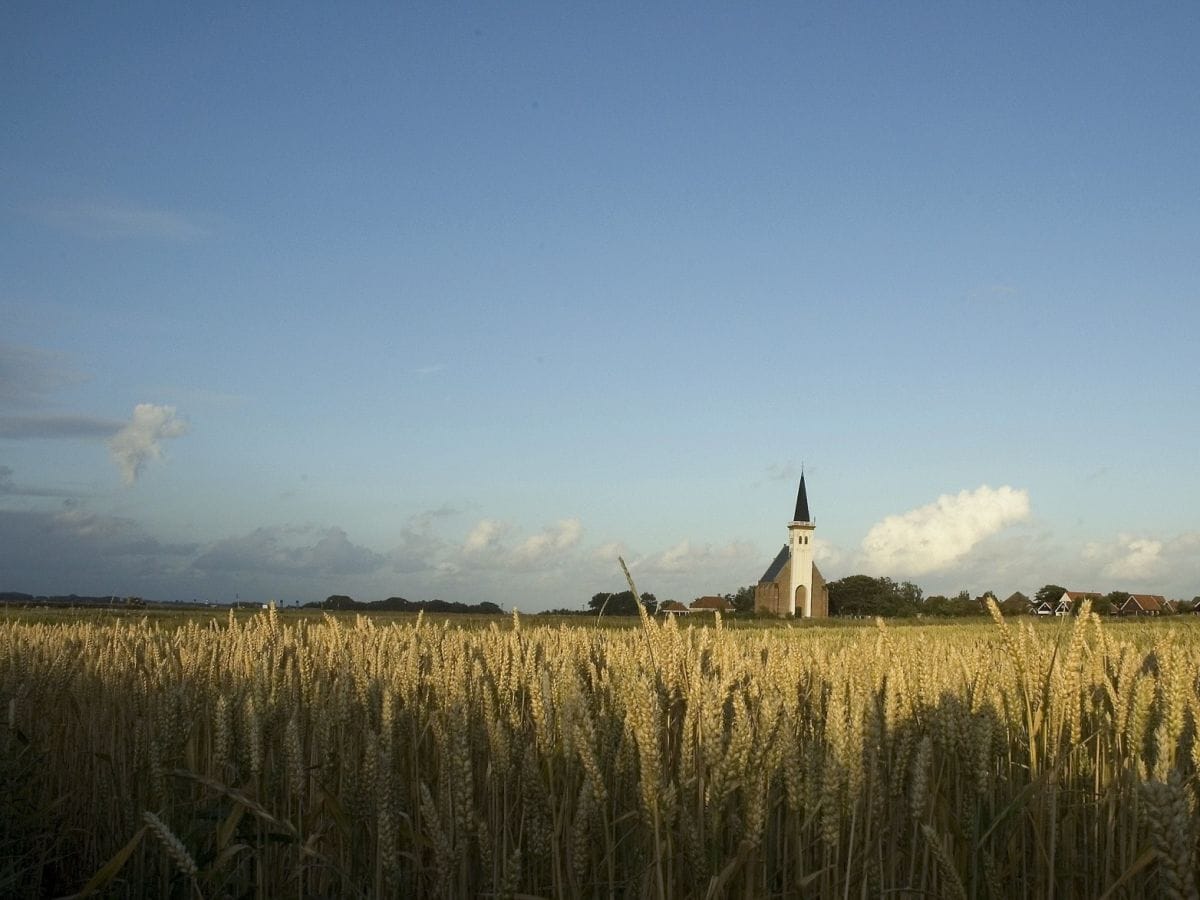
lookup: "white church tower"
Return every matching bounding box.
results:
[786,472,815,616]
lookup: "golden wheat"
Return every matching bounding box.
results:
[1,607,1199,897]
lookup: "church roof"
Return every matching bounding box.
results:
[759,544,790,584]
[794,473,811,522]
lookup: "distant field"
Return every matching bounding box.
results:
[3,605,1198,897]
[5,601,1197,634]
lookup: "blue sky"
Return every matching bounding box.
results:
[3,3,1198,608]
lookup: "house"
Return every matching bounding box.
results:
[974,591,999,613]
[1056,591,1102,616]
[1031,600,1056,616]
[690,596,733,613]
[1118,594,1168,616]
[658,600,690,615]
[993,591,1029,614]
[754,473,830,618]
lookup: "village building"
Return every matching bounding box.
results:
[1118,593,1168,616]
[690,595,734,613]
[1055,590,1102,616]
[974,591,999,613]
[754,473,830,617]
[658,600,689,615]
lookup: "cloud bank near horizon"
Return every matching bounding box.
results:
[1082,533,1200,589]
[2,491,1196,606]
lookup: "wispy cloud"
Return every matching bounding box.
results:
[108,404,189,485]
[33,201,209,240]
[0,414,123,439]
[0,343,87,409]
[0,465,78,498]
[764,462,799,483]
[964,283,1018,303]
[860,485,1031,576]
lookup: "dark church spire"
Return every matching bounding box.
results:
[793,472,811,523]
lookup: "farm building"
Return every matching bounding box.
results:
[690,596,734,613]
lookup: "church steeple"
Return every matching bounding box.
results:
[787,471,816,617]
[793,472,811,523]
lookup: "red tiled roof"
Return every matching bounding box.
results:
[690,596,732,610]
[1126,594,1167,612]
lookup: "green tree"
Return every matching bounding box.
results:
[924,592,981,617]
[828,575,923,618]
[974,590,998,607]
[1034,584,1067,607]
[999,592,1030,615]
[1097,591,1129,615]
[725,585,756,613]
[923,595,951,616]
[589,591,657,616]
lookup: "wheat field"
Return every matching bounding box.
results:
[2,602,1199,898]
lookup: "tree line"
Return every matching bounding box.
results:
[575,580,1196,619]
[309,595,503,615]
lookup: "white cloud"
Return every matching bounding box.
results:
[513,518,582,564]
[811,536,843,567]
[1084,534,1166,581]
[860,485,1031,576]
[590,540,627,564]
[108,404,188,485]
[385,506,460,573]
[464,519,506,553]
[459,517,584,572]
[635,539,759,575]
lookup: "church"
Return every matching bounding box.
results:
[754,473,830,617]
